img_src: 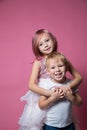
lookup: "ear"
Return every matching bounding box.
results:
[46,68,50,76]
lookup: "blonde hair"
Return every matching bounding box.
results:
[32,29,58,58]
[46,52,68,69]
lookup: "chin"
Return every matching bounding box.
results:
[55,77,64,83]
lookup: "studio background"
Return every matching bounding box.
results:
[0,0,87,130]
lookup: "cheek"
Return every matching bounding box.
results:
[47,70,52,76]
[39,46,43,52]
[62,68,66,73]
[51,42,54,48]
[46,69,50,75]
[48,71,51,76]
[63,69,66,75]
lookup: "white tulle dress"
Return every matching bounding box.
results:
[18,58,50,130]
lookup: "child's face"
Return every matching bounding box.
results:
[47,58,67,83]
[38,33,54,56]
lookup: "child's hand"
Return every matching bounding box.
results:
[49,88,64,102]
[58,88,65,99]
[48,86,60,96]
[64,88,74,101]
[56,86,67,96]
[58,85,73,96]
[48,88,56,96]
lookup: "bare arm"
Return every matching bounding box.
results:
[65,89,83,107]
[67,59,83,89]
[29,60,52,96]
[38,96,53,110]
[38,89,64,110]
[72,93,83,106]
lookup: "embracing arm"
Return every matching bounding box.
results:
[29,60,51,96]
[38,89,64,110]
[38,96,54,110]
[65,88,83,107]
[67,60,83,89]
[72,93,83,106]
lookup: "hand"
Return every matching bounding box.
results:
[50,88,64,102]
[56,86,67,96]
[48,86,61,96]
[65,88,74,101]
[58,88,65,99]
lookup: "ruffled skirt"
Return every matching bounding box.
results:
[18,91,46,130]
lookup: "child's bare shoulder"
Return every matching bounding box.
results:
[32,59,41,69]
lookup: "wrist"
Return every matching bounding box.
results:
[44,90,51,97]
[66,85,71,90]
[69,95,75,103]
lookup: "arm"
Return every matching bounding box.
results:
[38,96,53,110]
[38,89,64,110]
[29,60,51,96]
[65,89,83,107]
[72,93,83,106]
[67,59,83,89]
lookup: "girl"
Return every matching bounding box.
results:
[18,29,82,130]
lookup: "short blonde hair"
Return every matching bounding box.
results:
[46,52,68,69]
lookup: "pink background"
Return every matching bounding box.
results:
[0,0,87,130]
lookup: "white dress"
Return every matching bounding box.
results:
[18,58,49,130]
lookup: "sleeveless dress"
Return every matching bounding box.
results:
[18,58,50,130]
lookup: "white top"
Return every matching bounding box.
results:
[39,78,74,128]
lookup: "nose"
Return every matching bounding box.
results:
[56,67,60,71]
[44,42,48,47]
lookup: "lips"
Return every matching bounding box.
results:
[55,73,63,78]
[45,47,51,51]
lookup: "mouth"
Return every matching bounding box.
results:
[45,47,51,51]
[55,73,62,78]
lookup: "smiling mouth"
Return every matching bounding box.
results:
[55,73,62,78]
[45,47,51,51]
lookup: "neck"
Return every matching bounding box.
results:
[51,77,66,84]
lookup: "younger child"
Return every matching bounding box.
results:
[18,29,82,130]
[38,52,82,130]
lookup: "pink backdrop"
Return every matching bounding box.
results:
[0,0,87,130]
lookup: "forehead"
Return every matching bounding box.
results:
[38,33,51,43]
[47,57,64,65]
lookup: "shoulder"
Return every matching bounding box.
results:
[66,78,72,83]
[33,57,44,64]
[33,59,41,66]
[64,78,72,85]
[33,57,45,67]
[31,59,41,71]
